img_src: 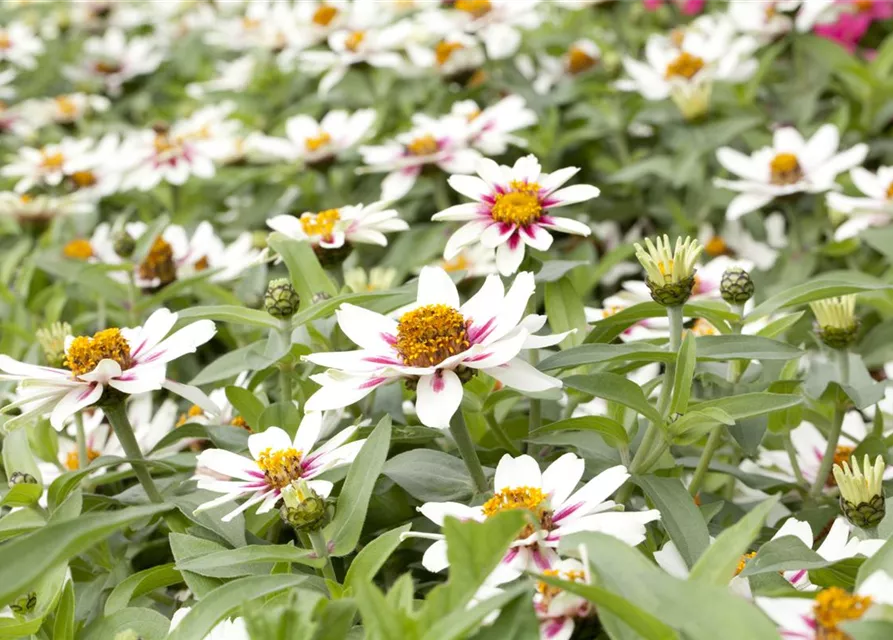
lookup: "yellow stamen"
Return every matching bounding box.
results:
[704,236,728,257]
[256,447,304,489]
[665,52,705,80]
[300,208,340,239]
[94,60,122,75]
[41,151,65,171]
[441,254,470,273]
[231,415,250,431]
[406,134,439,156]
[71,170,97,188]
[54,95,79,119]
[467,69,487,88]
[769,152,803,185]
[536,567,586,604]
[396,304,470,367]
[345,30,364,52]
[690,318,717,337]
[455,0,491,18]
[138,236,177,287]
[194,256,209,271]
[827,446,855,487]
[734,551,756,576]
[64,447,100,470]
[482,486,546,517]
[176,404,206,427]
[313,3,339,26]
[63,238,94,260]
[854,0,875,11]
[0,32,10,50]
[885,181,893,200]
[566,45,597,75]
[435,40,464,66]
[242,17,260,30]
[813,587,871,639]
[64,328,131,377]
[306,131,332,152]
[670,29,686,48]
[490,181,543,226]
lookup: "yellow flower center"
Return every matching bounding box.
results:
[71,170,97,188]
[194,255,209,271]
[467,69,487,88]
[395,304,470,367]
[242,17,260,30]
[566,45,597,75]
[41,151,65,171]
[490,181,543,226]
[231,415,250,431]
[63,238,94,260]
[704,235,728,257]
[313,3,339,26]
[64,328,132,377]
[482,486,546,517]
[765,4,777,19]
[0,32,10,50]
[54,96,79,119]
[406,134,439,156]
[138,236,177,287]
[827,446,855,487]
[885,181,893,200]
[734,551,756,576]
[813,587,871,639]
[536,567,586,605]
[94,60,123,75]
[256,447,304,489]
[153,133,182,158]
[691,318,717,337]
[305,131,332,152]
[769,153,803,185]
[300,208,341,239]
[665,52,705,80]
[435,40,465,66]
[455,0,491,18]
[442,254,470,273]
[670,29,686,48]
[64,447,101,470]
[855,0,875,12]
[345,30,365,52]
[176,404,205,427]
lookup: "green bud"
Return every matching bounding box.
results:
[810,295,859,349]
[279,480,327,531]
[9,471,38,487]
[834,454,886,528]
[113,231,136,258]
[264,278,299,319]
[634,236,702,307]
[36,322,71,368]
[646,274,696,307]
[720,267,754,305]
[10,591,36,615]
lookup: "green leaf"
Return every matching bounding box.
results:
[177,305,281,329]
[534,260,589,283]
[856,535,893,587]
[694,335,803,361]
[842,620,893,640]
[267,233,337,311]
[688,393,803,421]
[353,581,408,640]
[175,544,323,576]
[584,301,736,344]
[0,508,44,541]
[0,482,42,508]
[105,564,183,615]
[169,533,225,598]
[746,277,893,321]
[635,475,709,570]
[689,496,779,585]
[421,583,530,640]
[671,331,696,414]
[52,580,76,640]
[539,343,673,370]
[0,503,170,606]
[529,416,629,447]
[225,386,266,428]
[131,215,170,264]
[167,575,308,640]
[325,415,392,556]
[344,524,411,593]
[740,535,829,577]
[81,607,172,640]
[544,276,587,349]
[383,449,475,502]
[668,408,735,445]
[756,312,805,339]
[475,590,540,640]
[564,374,663,423]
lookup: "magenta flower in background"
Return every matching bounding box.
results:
[643,0,705,15]
[814,0,893,52]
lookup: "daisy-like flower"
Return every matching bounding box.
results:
[726,1,797,42]
[714,124,868,221]
[267,201,407,251]
[411,454,660,584]
[193,412,365,522]
[450,95,537,156]
[534,558,594,640]
[203,0,302,53]
[29,93,110,126]
[438,243,499,279]
[64,28,165,96]
[0,192,93,224]
[698,214,787,271]
[359,112,480,201]
[757,571,893,639]
[432,155,598,276]
[2,138,95,193]
[827,166,893,240]
[0,69,16,101]
[256,109,376,164]
[404,31,485,78]
[618,27,758,119]
[0,308,216,430]
[448,0,543,60]
[0,22,44,69]
[516,39,600,96]
[303,267,566,429]
[186,55,255,99]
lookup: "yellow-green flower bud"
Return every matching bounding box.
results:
[810,295,859,349]
[279,479,327,531]
[264,278,299,319]
[10,591,36,616]
[833,454,886,528]
[634,235,703,307]
[36,322,72,368]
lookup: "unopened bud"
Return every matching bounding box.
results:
[36,322,71,368]
[8,471,38,487]
[834,455,886,529]
[810,295,859,350]
[720,267,754,305]
[10,591,36,615]
[634,236,703,307]
[279,480,327,531]
[313,243,352,268]
[264,278,299,319]
[113,231,136,258]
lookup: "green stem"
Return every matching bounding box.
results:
[838,349,850,386]
[784,431,807,486]
[309,529,338,589]
[75,413,89,470]
[449,411,488,494]
[104,402,163,504]
[279,322,293,403]
[810,404,845,499]
[688,427,722,497]
[487,417,521,456]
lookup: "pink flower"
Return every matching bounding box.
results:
[814,1,893,52]
[643,0,705,14]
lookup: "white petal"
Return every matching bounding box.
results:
[196,448,259,481]
[422,539,450,573]
[335,304,398,351]
[432,202,484,222]
[485,357,562,392]
[725,192,774,220]
[519,224,553,251]
[557,465,629,520]
[416,266,460,308]
[419,501,481,526]
[138,320,216,366]
[415,370,463,430]
[448,175,491,201]
[77,359,123,384]
[495,238,525,276]
[293,412,323,454]
[494,454,542,491]
[538,216,591,236]
[443,220,491,260]
[545,184,600,208]
[248,426,293,460]
[50,384,102,430]
[542,453,584,510]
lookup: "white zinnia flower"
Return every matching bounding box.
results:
[255,109,376,164]
[267,201,407,250]
[448,0,543,60]
[303,267,566,429]
[411,453,660,584]
[516,39,600,95]
[714,124,868,220]
[450,95,537,156]
[0,309,216,430]
[432,155,599,276]
[64,28,165,95]
[2,138,95,194]
[193,412,365,522]
[534,558,593,640]
[827,166,893,240]
[0,22,44,69]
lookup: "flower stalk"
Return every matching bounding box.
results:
[449,410,489,494]
[75,412,89,471]
[103,402,164,504]
[309,529,338,588]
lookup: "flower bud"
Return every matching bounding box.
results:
[313,243,352,268]
[810,295,859,349]
[279,480,327,531]
[36,322,71,368]
[8,471,38,487]
[113,231,136,258]
[634,235,703,307]
[834,455,886,529]
[264,278,299,319]
[720,267,754,305]
[311,291,332,304]
[9,591,36,615]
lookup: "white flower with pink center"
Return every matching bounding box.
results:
[432,155,599,276]
[193,413,365,522]
[303,266,565,429]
